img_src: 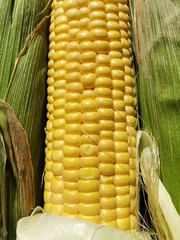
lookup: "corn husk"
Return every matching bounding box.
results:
[16,207,151,240]
[130,0,180,213]
[137,131,180,240]
[0,0,51,239]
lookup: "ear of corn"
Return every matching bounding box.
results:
[44,0,137,231]
[130,0,180,214]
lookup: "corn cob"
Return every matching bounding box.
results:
[44,0,137,231]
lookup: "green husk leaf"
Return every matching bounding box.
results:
[16,207,151,240]
[130,0,180,213]
[0,0,51,207]
[0,100,34,240]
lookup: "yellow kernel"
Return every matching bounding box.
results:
[95,66,111,77]
[63,0,76,11]
[108,31,121,41]
[124,95,135,106]
[116,195,131,208]
[54,15,68,25]
[94,87,112,98]
[51,193,63,204]
[116,152,129,164]
[66,8,79,20]
[78,180,100,192]
[45,160,52,172]
[93,40,109,54]
[98,109,113,120]
[51,162,63,176]
[100,209,116,221]
[78,214,100,223]
[47,77,54,86]
[107,21,120,31]
[64,203,78,214]
[110,59,124,69]
[66,72,81,82]
[80,144,99,157]
[66,52,81,62]
[47,85,54,95]
[47,103,54,113]
[89,20,106,30]
[77,30,92,42]
[66,62,81,72]
[127,126,136,137]
[114,175,129,186]
[82,134,100,145]
[88,1,105,11]
[109,41,122,51]
[117,217,130,230]
[65,102,80,112]
[82,112,99,123]
[99,120,114,131]
[63,190,79,203]
[68,28,79,40]
[54,24,69,35]
[44,191,51,203]
[67,41,79,52]
[48,49,55,60]
[81,73,96,89]
[82,90,95,99]
[100,197,116,209]
[54,42,68,52]
[79,203,100,216]
[114,131,128,142]
[81,51,97,62]
[82,123,100,135]
[91,29,107,40]
[63,157,80,170]
[81,99,97,112]
[80,157,99,167]
[65,124,81,134]
[100,175,114,184]
[79,192,100,203]
[121,38,131,48]
[53,99,65,109]
[89,11,106,21]
[79,7,89,17]
[100,131,113,139]
[64,182,77,190]
[119,21,129,30]
[95,98,113,108]
[80,41,94,52]
[65,112,82,123]
[98,139,114,151]
[105,4,118,13]
[50,204,64,215]
[81,62,96,73]
[51,179,64,193]
[117,207,130,218]
[63,145,80,157]
[63,170,79,181]
[114,142,128,152]
[98,152,115,164]
[51,150,64,162]
[79,18,90,29]
[66,93,82,102]
[116,186,130,195]
[52,129,65,140]
[99,163,115,176]
[52,119,65,129]
[115,164,129,175]
[46,132,53,142]
[99,184,116,197]
[64,135,81,146]
[128,136,136,147]
[79,168,100,180]
[94,77,112,88]
[126,116,137,128]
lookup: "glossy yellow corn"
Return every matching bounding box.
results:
[44,0,137,231]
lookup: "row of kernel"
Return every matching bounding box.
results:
[106,3,131,230]
[119,2,137,230]
[48,0,68,215]
[45,0,60,214]
[61,1,82,217]
[77,1,101,223]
